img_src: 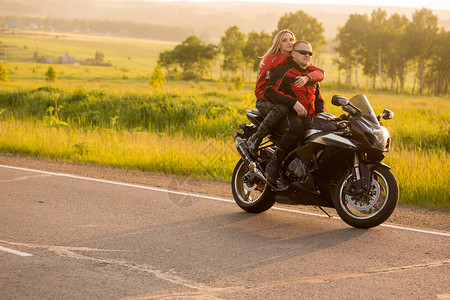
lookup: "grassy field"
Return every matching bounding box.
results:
[0,31,449,210]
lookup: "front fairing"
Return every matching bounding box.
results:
[348,95,391,152]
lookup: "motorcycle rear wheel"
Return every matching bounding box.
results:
[231,159,276,213]
[334,165,399,229]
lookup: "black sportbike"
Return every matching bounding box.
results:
[232,94,398,228]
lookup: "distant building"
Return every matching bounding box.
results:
[58,55,76,64]
[46,58,56,64]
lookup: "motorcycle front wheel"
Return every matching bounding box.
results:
[231,159,276,213]
[333,165,399,229]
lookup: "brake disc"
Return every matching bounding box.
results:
[345,178,380,211]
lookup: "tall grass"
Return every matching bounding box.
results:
[0,87,248,139]
[0,87,449,210]
[0,118,239,180]
[1,88,448,151]
[0,117,448,210]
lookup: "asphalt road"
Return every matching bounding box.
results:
[1,165,449,299]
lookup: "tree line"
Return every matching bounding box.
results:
[159,8,448,95]
[2,9,448,95]
[0,15,191,42]
[335,8,449,95]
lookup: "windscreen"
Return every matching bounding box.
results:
[349,94,378,124]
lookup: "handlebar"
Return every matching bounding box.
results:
[327,117,342,122]
[327,114,348,122]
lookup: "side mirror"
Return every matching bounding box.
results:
[377,109,394,121]
[332,95,349,106]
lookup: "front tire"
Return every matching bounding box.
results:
[231,159,276,213]
[333,165,398,228]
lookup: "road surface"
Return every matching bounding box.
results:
[1,164,449,299]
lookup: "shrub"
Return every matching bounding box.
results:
[149,64,165,90]
[45,65,57,82]
[235,75,243,89]
[0,63,9,81]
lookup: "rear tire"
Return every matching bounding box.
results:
[333,165,398,228]
[231,159,276,213]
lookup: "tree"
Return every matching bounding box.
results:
[45,65,56,82]
[335,13,370,88]
[242,30,272,72]
[364,9,389,89]
[158,49,178,79]
[276,10,326,51]
[429,30,450,95]
[168,35,218,80]
[406,8,439,94]
[235,75,243,89]
[384,13,410,93]
[94,51,104,64]
[220,26,246,77]
[149,64,165,90]
[0,63,9,81]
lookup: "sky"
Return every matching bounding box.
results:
[158,0,450,11]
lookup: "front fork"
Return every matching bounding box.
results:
[343,152,372,195]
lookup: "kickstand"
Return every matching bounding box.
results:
[316,206,332,217]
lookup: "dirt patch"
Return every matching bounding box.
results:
[1,154,448,233]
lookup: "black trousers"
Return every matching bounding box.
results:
[255,99,287,128]
[255,99,309,152]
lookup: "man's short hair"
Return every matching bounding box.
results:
[294,40,311,48]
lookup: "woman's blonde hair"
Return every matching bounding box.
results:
[262,29,296,58]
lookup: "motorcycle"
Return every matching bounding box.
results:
[232,94,398,229]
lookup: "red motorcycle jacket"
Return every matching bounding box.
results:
[264,60,325,115]
[254,53,325,101]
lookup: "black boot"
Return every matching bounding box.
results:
[265,148,287,185]
[247,123,269,158]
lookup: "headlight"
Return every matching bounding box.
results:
[372,126,390,149]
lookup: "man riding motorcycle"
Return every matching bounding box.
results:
[258,40,325,185]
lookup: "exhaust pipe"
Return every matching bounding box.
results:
[236,138,268,183]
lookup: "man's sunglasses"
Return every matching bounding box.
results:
[293,50,313,56]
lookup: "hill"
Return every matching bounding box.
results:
[1,0,449,44]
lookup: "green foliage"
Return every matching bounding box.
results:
[0,88,247,139]
[429,30,450,95]
[0,87,449,209]
[158,35,218,80]
[0,63,9,81]
[149,64,165,90]
[45,65,57,82]
[234,75,243,89]
[243,30,272,71]
[334,8,447,95]
[33,51,47,63]
[84,50,112,66]
[220,26,246,74]
[277,10,326,51]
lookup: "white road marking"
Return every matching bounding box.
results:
[1,164,449,237]
[0,245,33,257]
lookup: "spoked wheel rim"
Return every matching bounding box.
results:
[339,170,389,220]
[234,161,267,204]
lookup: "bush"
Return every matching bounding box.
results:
[149,64,165,90]
[0,63,9,81]
[235,75,243,89]
[45,66,57,82]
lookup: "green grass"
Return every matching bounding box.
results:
[0,116,448,210]
[1,31,175,71]
[1,31,449,211]
[0,117,239,181]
